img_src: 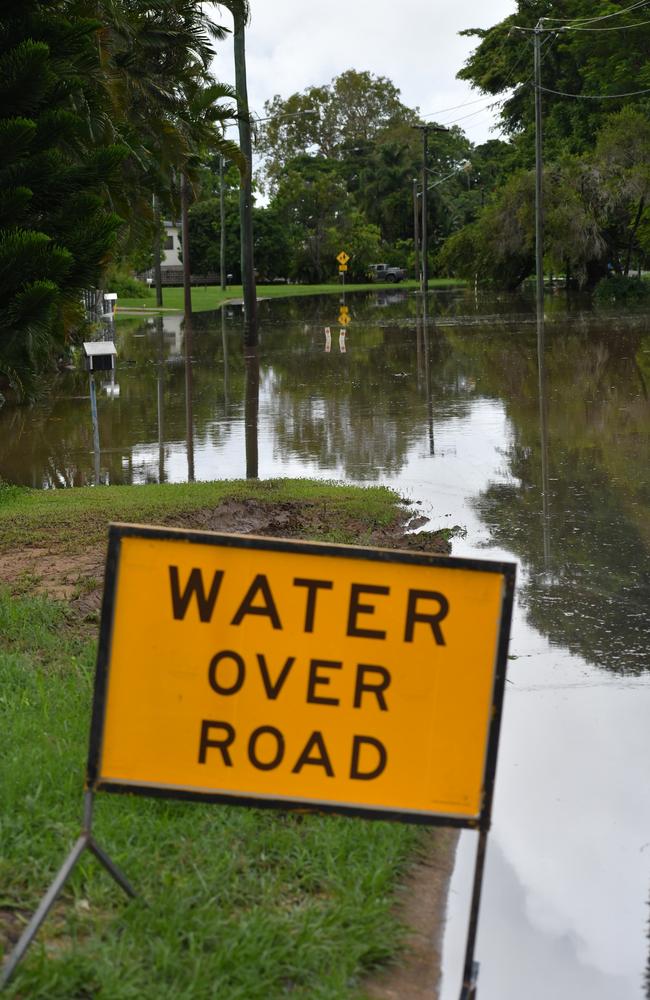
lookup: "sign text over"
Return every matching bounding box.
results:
[89,526,514,825]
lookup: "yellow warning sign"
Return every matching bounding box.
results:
[89,526,514,824]
[338,264,348,273]
[338,311,350,326]
[336,251,350,265]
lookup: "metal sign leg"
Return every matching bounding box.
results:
[0,834,88,989]
[87,838,137,899]
[0,792,136,990]
[459,827,489,999]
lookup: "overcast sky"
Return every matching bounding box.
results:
[214,1,517,146]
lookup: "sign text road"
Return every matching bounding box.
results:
[89,526,515,826]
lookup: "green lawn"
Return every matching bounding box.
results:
[116,279,465,316]
[0,479,439,999]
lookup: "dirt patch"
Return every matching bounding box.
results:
[363,830,458,999]
[0,498,450,627]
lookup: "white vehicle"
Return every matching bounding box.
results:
[367,263,406,283]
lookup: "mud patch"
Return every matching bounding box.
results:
[0,498,451,626]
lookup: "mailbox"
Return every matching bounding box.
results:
[83,342,117,373]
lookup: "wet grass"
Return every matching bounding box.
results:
[0,589,424,999]
[116,279,465,316]
[0,479,436,997]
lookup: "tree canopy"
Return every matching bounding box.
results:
[458,0,650,162]
[445,2,650,287]
[0,0,238,397]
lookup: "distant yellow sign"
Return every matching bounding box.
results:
[338,311,350,326]
[336,251,350,265]
[89,526,514,825]
[338,264,348,273]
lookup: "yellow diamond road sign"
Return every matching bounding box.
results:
[336,251,350,265]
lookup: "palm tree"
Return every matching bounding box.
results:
[86,1,241,259]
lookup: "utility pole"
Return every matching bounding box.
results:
[420,126,429,294]
[152,193,163,308]
[233,5,257,344]
[534,19,544,324]
[219,154,227,292]
[414,125,449,295]
[413,178,420,287]
[180,171,192,328]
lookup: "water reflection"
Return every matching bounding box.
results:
[184,320,195,483]
[472,320,649,674]
[244,345,259,480]
[537,313,551,570]
[156,317,165,483]
[0,289,649,997]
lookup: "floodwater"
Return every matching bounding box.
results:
[1,289,649,998]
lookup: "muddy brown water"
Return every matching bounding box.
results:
[1,288,649,999]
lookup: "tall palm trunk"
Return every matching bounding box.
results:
[232,6,257,344]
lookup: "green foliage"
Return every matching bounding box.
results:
[253,205,294,282]
[0,1,239,398]
[458,1,650,162]
[440,108,650,288]
[325,212,382,282]
[103,265,149,298]
[273,156,350,282]
[258,70,419,193]
[448,5,650,286]
[438,172,535,288]
[594,275,650,304]
[0,589,422,998]
[249,67,498,287]
[0,3,125,396]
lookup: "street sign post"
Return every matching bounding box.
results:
[2,525,515,995]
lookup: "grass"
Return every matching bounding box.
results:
[116,279,465,316]
[0,479,435,998]
[0,479,404,553]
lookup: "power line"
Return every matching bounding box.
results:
[558,16,650,30]
[542,0,650,25]
[421,19,533,124]
[513,7,650,32]
[435,30,552,133]
[537,83,650,98]
[439,101,504,128]
[421,94,499,118]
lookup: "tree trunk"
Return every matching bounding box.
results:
[233,9,257,345]
[624,196,645,278]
